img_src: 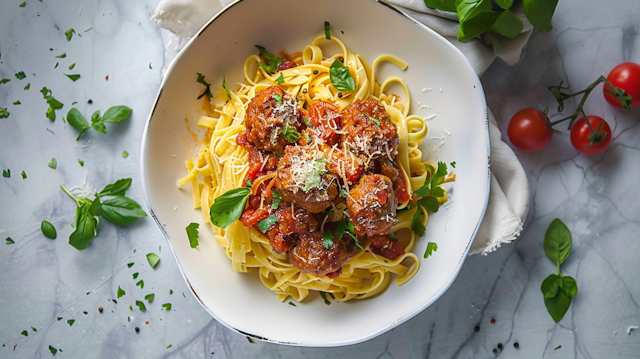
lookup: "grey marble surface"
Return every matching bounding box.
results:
[1,0,640,358]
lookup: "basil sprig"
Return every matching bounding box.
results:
[424,0,557,42]
[541,218,578,322]
[329,60,355,92]
[209,187,251,228]
[411,162,449,236]
[61,178,147,250]
[67,105,132,140]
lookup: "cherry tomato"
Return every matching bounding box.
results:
[570,116,612,155]
[507,108,553,152]
[603,62,640,109]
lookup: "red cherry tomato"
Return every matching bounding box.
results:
[570,116,612,155]
[603,62,640,109]
[507,108,553,152]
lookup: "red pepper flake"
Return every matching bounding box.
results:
[145,321,149,325]
[98,307,103,313]
[491,319,496,324]
[13,344,17,351]
[105,75,109,81]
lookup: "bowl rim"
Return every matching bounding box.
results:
[140,0,491,347]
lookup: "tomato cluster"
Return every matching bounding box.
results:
[507,62,640,155]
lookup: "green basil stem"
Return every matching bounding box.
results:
[60,185,80,204]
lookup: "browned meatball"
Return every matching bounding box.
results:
[265,202,318,254]
[274,145,338,213]
[340,99,399,169]
[346,174,397,236]
[245,86,305,153]
[288,231,351,277]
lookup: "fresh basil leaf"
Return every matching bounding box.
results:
[103,106,132,123]
[490,8,524,38]
[544,218,572,265]
[65,28,75,41]
[99,178,132,197]
[15,71,26,80]
[209,187,251,228]
[431,161,448,188]
[424,242,438,259]
[67,108,90,132]
[561,276,578,297]
[283,122,301,143]
[146,253,160,268]
[0,108,9,118]
[65,74,81,82]
[334,220,347,240]
[271,191,283,209]
[274,94,283,105]
[222,76,231,101]
[48,158,57,169]
[145,293,154,303]
[366,115,380,125]
[329,60,355,92]
[162,303,172,310]
[117,286,126,298]
[411,206,426,237]
[41,220,57,239]
[544,289,571,322]
[135,300,146,311]
[324,21,330,39]
[91,110,107,134]
[69,197,101,250]
[3,169,9,177]
[275,72,285,85]
[423,0,457,12]
[258,215,278,233]
[523,0,558,33]
[322,231,334,249]
[419,196,440,213]
[100,196,147,226]
[541,274,561,298]
[196,73,213,100]
[458,10,500,42]
[493,0,513,9]
[186,222,200,248]
[255,45,282,73]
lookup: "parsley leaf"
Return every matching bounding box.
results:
[367,115,380,125]
[271,192,283,209]
[258,215,278,233]
[255,45,282,73]
[334,220,347,240]
[56,53,66,58]
[0,79,9,84]
[15,72,26,80]
[322,231,334,249]
[424,242,438,259]
[21,171,26,179]
[41,220,57,239]
[49,345,57,355]
[329,60,355,92]
[135,300,146,311]
[136,280,144,289]
[145,293,154,303]
[117,286,126,298]
[418,196,440,213]
[282,123,301,143]
[40,87,64,121]
[48,158,57,169]
[222,76,231,101]
[274,94,283,105]
[319,291,331,305]
[275,72,285,85]
[65,74,81,82]
[411,206,426,237]
[3,169,10,178]
[64,28,75,41]
[146,253,160,268]
[450,161,456,168]
[196,73,212,101]
[302,158,328,191]
[324,21,331,39]
[186,223,199,248]
[6,237,15,244]
[209,187,251,228]
[162,303,172,311]
[0,108,9,118]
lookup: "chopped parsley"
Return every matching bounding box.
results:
[162,303,172,311]
[13,100,20,105]
[21,331,28,336]
[0,79,9,84]
[555,345,562,350]
[67,319,75,326]
[127,262,134,268]
[367,115,380,125]
[47,158,57,169]
[0,108,9,118]
[167,344,172,349]
[149,63,152,69]
[15,72,26,80]
[64,28,75,41]
[245,178,252,187]
[49,345,57,355]
[271,192,283,209]
[274,94,282,105]
[146,253,160,268]
[170,289,173,295]
[255,45,282,73]
[136,280,144,289]
[54,62,59,69]
[282,122,300,143]
[19,2,26,7]
[6,237,15,244]
[319,292,331,305]
[56,53,66,58]
[275,72,285,85]
[196,73,212,101]
[302,158,328,191]
[339,189,348,198]
[257,215,278,233]
[24,83,30,90]
[40,87,64,121]
[21,171,26,179]
[145,293,154,303]
[77,159,84,166]
[222,75,231,101]
[133,272,138,279]
[450,161,456,168]
[186,222,199,248]
[122,150,129,158]
[324,21,330,39]
[322,231,334,249]
[288,301,297,307]
[117,286,126,298]
[424,242,438,259]
[3,169,10,177]
[65,74,81,82]
[135,300,146,311]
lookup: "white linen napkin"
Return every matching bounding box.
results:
[150,0,530,255]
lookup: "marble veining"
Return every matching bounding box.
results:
[1,0,640,358]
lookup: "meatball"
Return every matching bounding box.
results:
[288,231,351,277]
[264,202,318,254]
[245,86,305,153]
[347,174,397,236]
[369,234,405,260]
[340,99,399,168]
[274,145,338,213]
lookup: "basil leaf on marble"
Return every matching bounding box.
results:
[67,108,91,140]
[543,289,571,322]
[136,280,144,288]
[99,178,132,197]
[329,60,355,92]
[69,197,101,250]
[561,276,578,297]
[103,106,132,123]
[146,253,160,268]
[0,78,9,84]
[91,110,107,134]
[15,71,26,80]
[41,220,57,239]
[541,274,561,298]
[544,218,572,265]
[100,196,147,226]
[6,237,15,244]
[186,223,200,248]
[209,187,251,228]
[523,0,558,32]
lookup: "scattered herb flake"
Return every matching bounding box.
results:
[339,189,348,197]
[135,300,146,311]
[322,231,334,249]
[56,53,66,58]
[167,344,172,349]
[136,280,144,289]
[69,63,76,70]
[324,21,330,39]
[196,73,212,101]
[127,262,134,268]
[302,158,328,191]
[149,63,152,69]
[47,157,57,168]
[182,292,185,298]
[84,27,92,32]
[162,303,172,311]
[222,76,231,100]
[145,293,154,303]
[555,345,562,350]
[122,150,129,158]
[6,237,15,244]
[247,337,255,344]
[13,100,21,105]
[24,83,30,90]
[49,345,57,355]
[0,108,9,118]
[64,29,75,41]
[31,327,36,332]
[367,115,380,125]
[21,330,28,336]
[288,301,297,307]
[77,159,84,166]
[57,317,62,321]
[186,223,200,248]
[257,215,278,233]
[450,161,456,168]
[255,45,282,73]
[282,123,300,143]
[170,289,173,295]
[117,286,126,298]
[67,319,75,326]
[274,94,282,105]
[54,62,59,69]
[0,79,10,84]
[424,242,438,259]
[275,72,285,85]
[3,169,10,178]
[132,272,139,279]
[271,192,283,210]
[146,253,160,268]
[15,72,26,80]
[319,292,331,305]
[65,74,81,82]
[40,87,64,121]
[21,171,26,179]
[19,2,26,7]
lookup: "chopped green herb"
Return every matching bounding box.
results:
[68,63,76,70]
[72,101,77,105]
[282,122,301,143]
[167,344,172,349]
[21,171,26,179]
[117,286,126,298]
[0,108,9,118]
[275,72,285,85]
[21,330,28,336]
[424,242,438,259]
[41,220,57,239]
[247,337,255,344]
[48,158,57,169]
[334,220,347,241]
[145,293,154,303]
[322,231,334,249]
[55,62,59,69]
[135,300,146,311]
[127,262,134,268]
[65,74,81,82]
[149,63,152,69]
[170,289,173,295]
[162,303,172,311]
[0,79,9,84]
[146,253,160,268]
[257,215,278,233]
[186,222,200,248]
[15,72,26,80]
[2,169,9,178]
[19,2,26,7]
[67,319,75,326]
[339,189,348,198]
[319,292,331,305]
[555,345,562,350]
[450,161,456,168]
[84,27,92,32]
[274,94,283,105]
[24,83,30,90]
[56,53,66,58]
[6,237,15,244]
[324,21,330,39]
[136,280,144,289]
[77,159,84,166]
[271,192,283,209]
[255,45,282,74]
[329,60,355,92]
[122,150,129,158]
[64,28,75,41]
[541,219,577,323]
[288,301,297,307]
[57,317,62,321]
[302,158,328,191]
[389,232,398,241]
[49,345,57,355]
[182,292,186,298]
[40,87,64,121]
[13,100,21,105]
[133,272,138,279]
[367,115,380,125]
[129,305,132,311]
[222,76,231,100]
[209,187,251,228]
[31,327,37,332]
[196,73,212,101]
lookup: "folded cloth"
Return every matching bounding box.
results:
[150,0,530,255]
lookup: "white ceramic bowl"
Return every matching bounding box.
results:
[141,0,490,346]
